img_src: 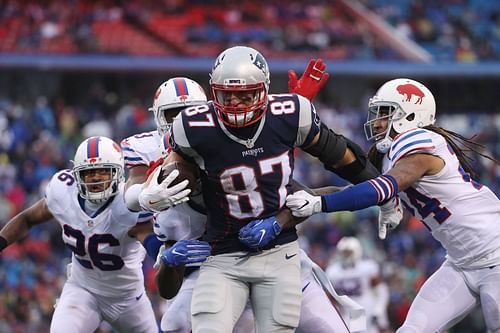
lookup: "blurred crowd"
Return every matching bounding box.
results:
[1,1,499,332]
[0,75,498,332]
[1,0,500,61]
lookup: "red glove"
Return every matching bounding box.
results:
[288,59,330,101]
[145,157,164,178]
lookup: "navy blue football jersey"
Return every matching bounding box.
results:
[170,94,320,254]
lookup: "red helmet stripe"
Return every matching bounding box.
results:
[87,136,100,158]
[173,78,188,97]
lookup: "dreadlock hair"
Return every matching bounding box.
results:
[367,125,499,180]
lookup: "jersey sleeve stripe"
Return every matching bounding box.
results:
[137,212,154,223]
[390,139,434,161]
[172,113,190,147]
[122,146,135,152]
[295,95,314,147]
[139,212,154,218]
[125,162,147,168]
[368,175,396,202]
[394,129,427,141]
[393,146,435,164]
[368,179,383,201]
[124,156,144,162]
[391,129,427,150]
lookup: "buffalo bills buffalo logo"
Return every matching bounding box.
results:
[397,84,425,104]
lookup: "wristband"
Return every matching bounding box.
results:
[143,233,163,259]
[321,175,398,212]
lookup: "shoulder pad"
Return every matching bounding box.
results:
[389,128,436,162]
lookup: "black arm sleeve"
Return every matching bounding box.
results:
[304,124,380,184]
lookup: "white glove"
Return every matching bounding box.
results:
[378,196,403,240]
[138,167,191,213]
[285,190,323,217]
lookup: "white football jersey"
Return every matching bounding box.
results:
[154,203,206,242]
[45,169,153,297]
[326,259,379,321]
[382,128,500,268]
[120,130,164,168]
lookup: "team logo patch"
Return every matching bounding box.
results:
[396,84,425,104]
[213,54,225,71]
[251,53,267,74]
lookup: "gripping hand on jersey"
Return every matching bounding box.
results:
[288,59,330,101]
[285,190,323,217]
[160,240,211,267]
[138,166,191,213]
[239,216,282,249]
[378,197,403,240]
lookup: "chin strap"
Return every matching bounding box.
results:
[375,120,395,153]
[376,137,393,153]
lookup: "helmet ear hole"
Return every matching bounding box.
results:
[405,113,415,121]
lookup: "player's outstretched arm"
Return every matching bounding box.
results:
[286,153,440,217]
[0,198,54,252]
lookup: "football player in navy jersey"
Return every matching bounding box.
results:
[140,45,399,333]
[134,71,366,332]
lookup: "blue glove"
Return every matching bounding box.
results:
[238,216,282,249]
[160,239,211,267]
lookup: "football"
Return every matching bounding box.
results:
[157,160,199,192]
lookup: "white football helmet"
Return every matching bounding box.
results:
[364,78,436,153]
[72,136,124,204]
[210,46,270,128]
[337,237,363,267]
[149,77,208,135]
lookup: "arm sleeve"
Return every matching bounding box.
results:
[321,175,398,212]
